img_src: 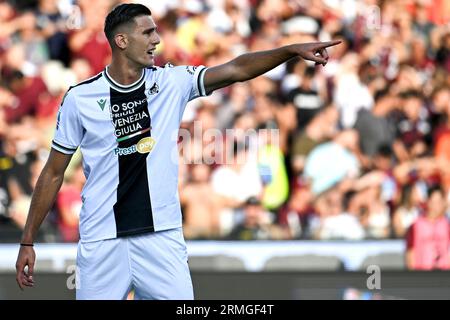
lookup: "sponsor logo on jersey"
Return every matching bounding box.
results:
[114,137,156,156]
[97,99,107,111]
[114,145,137,156]
[110,98,147,114]
[136,137,155,154]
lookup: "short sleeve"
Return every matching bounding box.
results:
[51,90,83,154]
[169,65,209,102]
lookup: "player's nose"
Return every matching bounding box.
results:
[152,33,161,46]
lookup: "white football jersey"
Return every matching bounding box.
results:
[52,64,208,242]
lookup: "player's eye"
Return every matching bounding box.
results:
[144,28,157,35]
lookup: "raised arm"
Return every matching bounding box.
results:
[203,40,341,94]
[15,149,74,290]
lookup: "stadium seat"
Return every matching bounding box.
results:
[64,258,77,270]
[359,253,406,270]
[263,255,345,271]
[34,259,55,272]
[188,255,247,271]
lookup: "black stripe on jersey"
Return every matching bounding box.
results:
[72,73,103,88]
[52,140,77,152]
[110,84,154,237]
[197,67,206,96]
[61,73,103,105]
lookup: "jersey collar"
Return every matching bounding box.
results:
[103,66,146,93]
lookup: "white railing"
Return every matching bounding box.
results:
[0,240,405,272]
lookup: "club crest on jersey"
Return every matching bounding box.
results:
[148,82,159,96]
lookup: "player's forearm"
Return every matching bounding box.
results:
[205,41,339,93]
[20,168,64,243]
[230,45,298,82]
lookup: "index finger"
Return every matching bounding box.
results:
[317,40,342,48]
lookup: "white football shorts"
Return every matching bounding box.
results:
[75,227,193,300]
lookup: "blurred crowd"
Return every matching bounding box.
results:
[0,0,450,264]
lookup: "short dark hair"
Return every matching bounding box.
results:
[399,89,423,101]
[104,3,152,46]
[427,185,445,198]
[376,144,393,158]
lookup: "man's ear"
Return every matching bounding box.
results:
[114,33,128,50]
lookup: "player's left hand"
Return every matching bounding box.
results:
[15,246,35,290]
[294,40,342,66]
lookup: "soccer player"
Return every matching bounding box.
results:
[15,3,340,299]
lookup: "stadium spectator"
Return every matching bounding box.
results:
[353,89,399,158]
[36,0,72,66]
[392,184,423,238]
[278,184,315,239]
[290,104,338,175]
[180,164,221,239]
[227,196,285,240]
[68,0,111,74]
[394,90,431,162]
[312,186,365,240]
[406,186,450,270]
[211,141,262,235]
[303,129,361,195]
[286,65,326,130]
[55,163,84,242]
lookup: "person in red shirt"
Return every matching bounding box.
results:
[3,70,48,123]
[68,0,111,74]
[406,185,450,270]
[55,164,85,242]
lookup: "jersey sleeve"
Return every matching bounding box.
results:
[51,90,83,154]
[169,65,210,102]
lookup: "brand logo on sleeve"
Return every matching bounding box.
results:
[185,66,198,75]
